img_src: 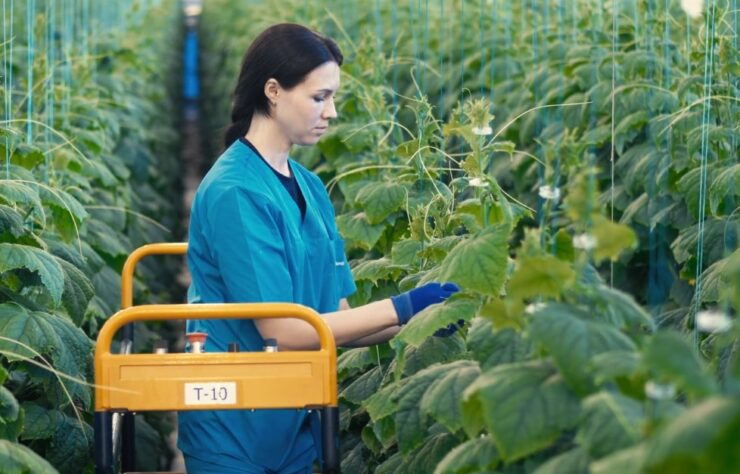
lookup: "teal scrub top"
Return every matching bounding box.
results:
[177,139,356,473]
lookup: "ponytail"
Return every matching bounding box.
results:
[224,116,251,148]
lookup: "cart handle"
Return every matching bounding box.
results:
[121,242,188,309]
[96,303,336,357]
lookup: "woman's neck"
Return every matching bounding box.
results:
[244,114,291,175]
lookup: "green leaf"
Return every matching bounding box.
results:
[420,360,480,432]
[341,366,382,405]
[402,334,467,376]
[645,397,740,474]
[365,381,403,422]
[467,319,531,370]
[391,239,423,266]
[20,404,65,441]
[337,212,387,250]
[643,331,717,398]
[590,215,638,263]
[433,436,500,474]
[709,163,740,215]
[37,187,88,243]
[0,439,58,474]
[590,350,641,384]
[590,444,648,474]
[352,257,406,284]
[0,244,64,305]
[0,386,19,423]
[400,432,460,473]
[533,447,589,474]
[397,295,480,347]
[434,225,510,296]
[528,303,636,392]
[0,205,25,238]
[355,181,406,224]
[583,286,655,331]
[57,258,95,325]
[394,363,457,453]
[0,182,44,222]
[341,441,370,474]
[462,360,581,461]
[338,348,376,377]
[0,304,92,408]
[375,452,404,474]
[86,219,129,260]
[508,254,576,300]
[576,392,644,459]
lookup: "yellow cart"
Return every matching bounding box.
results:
[93,244,340,474]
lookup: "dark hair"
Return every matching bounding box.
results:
[223,23,343,148]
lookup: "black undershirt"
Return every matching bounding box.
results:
[239,137,306,218]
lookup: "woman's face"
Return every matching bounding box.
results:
[272,61,340,146]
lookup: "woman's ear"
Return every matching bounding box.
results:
[264,78,280,106]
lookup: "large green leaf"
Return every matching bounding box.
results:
[532,447,589,474]
[508,254,575,300]
[0,205,25,239]
[0,244,64,305]
[337,212,387,250]
[400,432,460,473]
[590,215,638,263]
[433,436,500,474]
[397,295,480,347]
[420,360,480,432]
[576,392,644,459]
[394,362,457,454]
[432,225,510,296]
[582,285,655,331]
[644,397,740,474]
[467,319,531,370]
[338,348,376,377]
[528,303,636,392]
[0,304,92,408]
[391,239,423,266]
[462,360,580,461]
[590,444,648,474]
[643,331,717,399]
[402,334,467,376]
[0,182,44,223]
[57,258,94,325]
[708,163,740,215]
[352,257,406,284]
[37,187,88,243]
[355,181,406,224]
[365,380,404,422]
[341,366,382,405]
[0,439,58,474]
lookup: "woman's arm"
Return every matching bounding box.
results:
[339,298,400,348]
[254,299,399,350]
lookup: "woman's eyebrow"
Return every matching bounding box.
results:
[315,88,336,94]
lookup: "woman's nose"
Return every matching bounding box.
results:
[322,98,337,120]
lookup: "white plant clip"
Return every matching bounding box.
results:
[696,310,733,333]
[573,233,597,250]
[468,177,489,188]
[644,380,676,400]
[472,126,493,136]
[538,185,561,201]
[525,302,546,314]
[680,0,704,18]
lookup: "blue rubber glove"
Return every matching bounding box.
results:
[391,282,460,325]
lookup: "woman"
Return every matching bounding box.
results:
[178,23,459,474]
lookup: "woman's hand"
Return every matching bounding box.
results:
[390,282,460,325]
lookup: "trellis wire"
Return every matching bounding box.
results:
[692,0,719,345]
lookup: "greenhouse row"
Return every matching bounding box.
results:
[0,0,737,473]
